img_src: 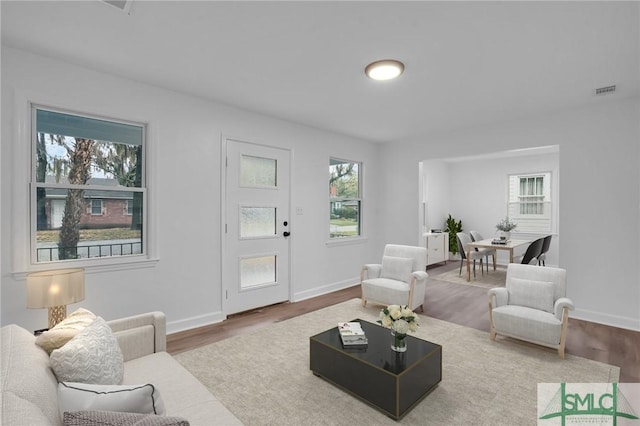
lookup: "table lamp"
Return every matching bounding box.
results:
[26,268,85,329]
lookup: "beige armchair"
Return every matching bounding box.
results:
[488,263,574,358]
[360,244,428,311]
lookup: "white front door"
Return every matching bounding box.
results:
[222,138,291,315]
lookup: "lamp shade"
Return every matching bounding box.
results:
[26,268,85,309]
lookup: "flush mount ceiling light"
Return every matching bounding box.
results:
[365,59,405,81]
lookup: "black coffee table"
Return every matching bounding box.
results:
[309,318,442,420]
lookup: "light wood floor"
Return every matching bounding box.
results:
[167,261,640,382]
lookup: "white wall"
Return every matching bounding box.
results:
[381,99,640,331]
[1,47,381,333]
[424,151,560,265]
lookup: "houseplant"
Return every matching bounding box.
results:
[445,214,463,259]
[496,217,517,240]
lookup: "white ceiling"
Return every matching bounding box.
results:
[2,1,639,143]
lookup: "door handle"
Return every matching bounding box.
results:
[283,231,291,237]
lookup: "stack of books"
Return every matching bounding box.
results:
[491,239,508,245]
[337,322,368,347]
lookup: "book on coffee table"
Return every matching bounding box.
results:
[337,322,368,346]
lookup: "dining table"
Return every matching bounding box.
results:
[465,238,532,282]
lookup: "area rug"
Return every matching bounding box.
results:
[174,299,618,426]
[433,265,507,289]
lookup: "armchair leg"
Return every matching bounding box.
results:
[558,307,569,359]
[488,299,497,340]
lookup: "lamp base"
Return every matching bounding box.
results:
[48,305,67,329]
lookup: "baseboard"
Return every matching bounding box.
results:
[571,308,640,332]
[166,311,226,335]
[292,277,360,302]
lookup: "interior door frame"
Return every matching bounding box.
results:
[219,134,293,317]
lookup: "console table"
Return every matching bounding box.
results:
[424,232,449,266]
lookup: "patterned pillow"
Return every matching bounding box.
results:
[63,410,189,426]
[36,308,96,354]
[58,382,165,417]
[50,317,124,385]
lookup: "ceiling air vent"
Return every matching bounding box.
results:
[102,0,133,14]
[594,85,616,96]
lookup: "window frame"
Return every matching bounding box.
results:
[90,199,104,216]
[125,199,134,216]
[30,104,149,267]
[329,157,363,240]
[507,171,553,234]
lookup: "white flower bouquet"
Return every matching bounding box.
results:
[377,304,419,335]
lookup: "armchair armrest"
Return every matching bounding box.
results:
[107,311,166,361]
[361,264,382,281]
[488,288,508,308]
[554,297,575,321]
[411,270,428,283]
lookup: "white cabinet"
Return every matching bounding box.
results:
[424,232,449,266]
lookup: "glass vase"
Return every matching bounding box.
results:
[391,331,407,352]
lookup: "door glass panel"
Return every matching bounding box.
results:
[240,255,276,289]
[240,155,277,187]
[240,207,276,238]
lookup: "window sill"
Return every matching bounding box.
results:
[12,256,160,280]
[325,236,368,247]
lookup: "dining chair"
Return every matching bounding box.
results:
[457,232,485,277]
[537,235,552,266]
[469,230,496,272]
[516,238,544,265]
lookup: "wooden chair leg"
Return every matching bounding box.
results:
[488,299,497,340]
[558,307,569,359]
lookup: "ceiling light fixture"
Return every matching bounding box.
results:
[365,59,405,81]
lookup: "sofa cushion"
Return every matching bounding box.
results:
[508,277,555,313]
[381,256,413,282]
[1,324,60,425]
[63,410,189,426]
[58,382,165,417]
[50,317,124,385]
[123,352,243,425]
[36,308,96,354]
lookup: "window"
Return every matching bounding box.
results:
[32,106,146,263]
[90,199,103,215]
[508,172,552,233]
[329,158,361,238]
[125,199,133,215]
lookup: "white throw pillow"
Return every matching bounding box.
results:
[50,316,124,385]
[381,256,414,282]
[36,308,96,354]
[58,382,166,419]
[508,277,555,313]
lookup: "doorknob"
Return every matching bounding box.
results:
[283,231,291,237]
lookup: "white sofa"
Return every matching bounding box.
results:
[1,312,243,426]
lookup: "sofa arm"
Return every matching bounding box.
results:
[488,288,508,308]
[107,312,166,361]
